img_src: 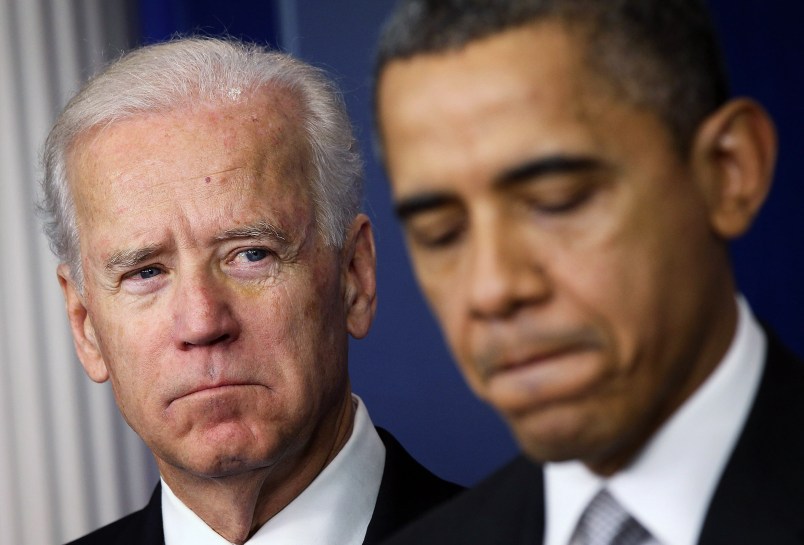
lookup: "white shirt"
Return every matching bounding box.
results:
[544,297,766,545]
[161,394,386,545]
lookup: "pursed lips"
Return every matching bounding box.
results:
[475,335,603,381]
[169,381,262,406]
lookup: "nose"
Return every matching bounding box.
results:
[173,271,240,349]
[467,220,551,320]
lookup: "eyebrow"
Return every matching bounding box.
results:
[496,155,605,188]
[214,220,290,243]
[394,154,605,221]
[105,245,161,272]
[394,193,456,221]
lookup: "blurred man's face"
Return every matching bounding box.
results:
[378,23,733,474]
[62,90,372,481]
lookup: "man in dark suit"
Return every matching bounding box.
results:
[374,0,804,543]
[39,37,459,544]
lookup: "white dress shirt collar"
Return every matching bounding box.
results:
[544,296,766,545]
[161,394,386,545]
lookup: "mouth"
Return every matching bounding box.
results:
[479,341,605,413]
[186,382,249,395]
[495,345,584,374]
[480,336,599,378]
[170,382,261,406]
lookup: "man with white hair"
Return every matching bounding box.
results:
[40,37,459,545]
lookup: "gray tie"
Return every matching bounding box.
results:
[573,489,651,545]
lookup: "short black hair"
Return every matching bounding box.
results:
[374,0,730,155]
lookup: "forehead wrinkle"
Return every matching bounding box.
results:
[128,166,253,199]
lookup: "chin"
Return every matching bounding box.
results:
[507,406,606,464]
[178,446,274,478]
[158,427,281,479]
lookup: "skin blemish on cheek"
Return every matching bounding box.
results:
[234,283,265,298]
[205,176,211,184]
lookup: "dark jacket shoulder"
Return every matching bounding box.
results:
[64,485,163,545]
[382,455,544,545]
[364,427,463,543]
[698,333,804,544]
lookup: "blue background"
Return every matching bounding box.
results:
[136,0,803,486]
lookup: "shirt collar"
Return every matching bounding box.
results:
[162,394,386,545]
[544,296,766,545]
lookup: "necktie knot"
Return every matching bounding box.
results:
[573,489,650,545]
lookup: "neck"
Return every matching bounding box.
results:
[159,393,355,544]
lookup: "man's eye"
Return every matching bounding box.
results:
[533,192,591,213]
[134,267,162,280]
[238,248,270,262]
[521,178,600,216]
[404,211,465,250]
[410,227,463,249]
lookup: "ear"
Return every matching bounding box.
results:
[691,98,777,239]
[57,264,109,383]
[340,214,377,339]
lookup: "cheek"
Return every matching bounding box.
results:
[419,280,486,391]
[416,270,458,337]
[411,246,464,320]
[249,270,345,368]
[92,304,170,403]
[267,280,350,411]
[544,192,669,338]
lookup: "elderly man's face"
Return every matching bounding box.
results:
[378,23,735,473]
[61,91,374,479]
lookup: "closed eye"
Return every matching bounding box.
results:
[526,186,595,214]
[403,207,466,251]
[409,222,465,249]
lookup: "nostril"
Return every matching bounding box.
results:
[183,333,232,349]
[212,333,231,345]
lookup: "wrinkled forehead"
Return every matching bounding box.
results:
[66,87,314,206]
[62,93,319,257]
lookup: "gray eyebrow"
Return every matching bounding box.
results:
[214,220,289,243]
[104,245,161,272]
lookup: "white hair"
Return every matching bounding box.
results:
[39,37,363,289]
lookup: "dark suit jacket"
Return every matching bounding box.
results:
[383,333,804,545]
[66,428,461,545]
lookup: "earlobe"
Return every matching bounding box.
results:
[57,264,109,383]
[692,98,777,239]
[341,214,377,339]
